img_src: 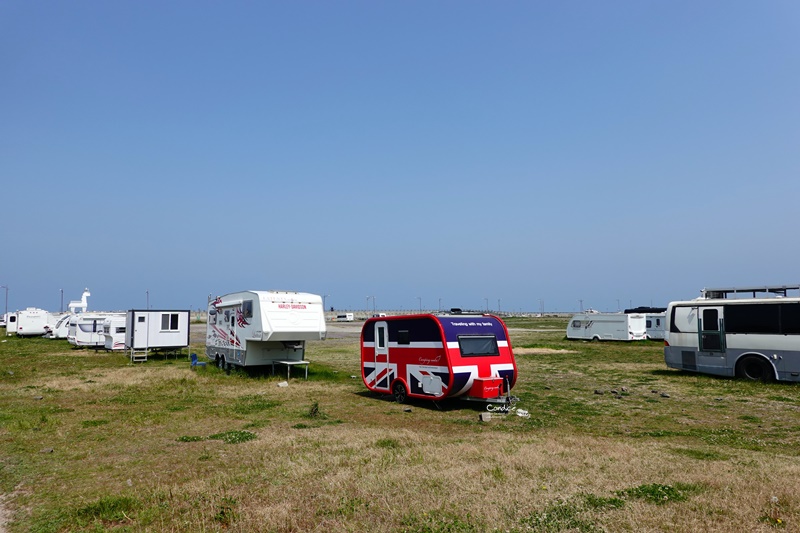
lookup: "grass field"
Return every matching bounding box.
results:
[1,317,798,532]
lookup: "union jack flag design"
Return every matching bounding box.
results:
[360,314,517,402]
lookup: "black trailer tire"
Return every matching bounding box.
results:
[393,381,408,404]
[217,355,225,370]
[736,355,774,382]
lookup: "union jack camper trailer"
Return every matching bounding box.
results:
[205,291,326,370]
[361,313,517,403]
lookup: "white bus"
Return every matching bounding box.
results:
[664,286,800,382]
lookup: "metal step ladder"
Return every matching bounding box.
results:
[129,348,148,363]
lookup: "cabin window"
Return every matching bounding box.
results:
[243,300,253,318]
[458,335,499,357]
[161,313,180,331]
[397,330,410,345]
[571,320,581,328]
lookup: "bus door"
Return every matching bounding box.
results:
[698,306,726,353]
[372,321,391,392]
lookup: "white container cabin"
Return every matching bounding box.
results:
[102,315,128,350]
[206,290,326,370]
[566,312,647,341]
[68,313,123,348]
[125,310,190,361]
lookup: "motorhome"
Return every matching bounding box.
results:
[14,308,51,337]
[665,285,800,382]
[68,313,123,348]
[360,313,517,403]
[102,315,128,351]
[566,312,647,341]
[206,291,326,370]
[125,309,190,356]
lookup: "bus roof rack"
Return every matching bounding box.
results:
[700,285,800,299]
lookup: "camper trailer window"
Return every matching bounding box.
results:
[243,300,253,318]
[572,321,581,328]
[397,330,410,345]
[458,335,499,357]
[138,316,145,323]
[377,326,386,349]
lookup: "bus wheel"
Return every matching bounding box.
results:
[392,382,407,404]
[737,356,773,382]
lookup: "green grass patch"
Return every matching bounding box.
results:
[616,482,702,505]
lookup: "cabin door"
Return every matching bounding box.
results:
[372,321,391,392]
[132,313,149,348]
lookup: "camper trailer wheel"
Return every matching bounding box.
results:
[736,355,774,382]
[392,382,407,404]
[216,356,225,370]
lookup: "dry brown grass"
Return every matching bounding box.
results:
[1,322,799,531]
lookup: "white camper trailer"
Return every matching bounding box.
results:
[125,310,190,361]
[102,315,128,350]
[68,313,123,348]
[44,314,73,339]
[624,307,667,340]
[567,312,647,341]
[5,313,17,336]
[645,313,666,340]
[206,290,326,370]
[15,308,50,337]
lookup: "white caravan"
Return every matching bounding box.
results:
[45,314,73,339]
[68,313,123,348]
[5,313,17,336]
[645,313,666,340]
[125,310,190,353]
[206,290,326,369]
[15,308,51,337]
[566,312,647,341]
[102,315,128,350]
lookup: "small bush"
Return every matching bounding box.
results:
[616,483,701,505]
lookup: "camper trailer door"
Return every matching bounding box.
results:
[372,321,390,392]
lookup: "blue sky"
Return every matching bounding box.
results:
[2,1,798,314]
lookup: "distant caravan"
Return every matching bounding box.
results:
[566,312,647,341]
[665,285,800,382]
